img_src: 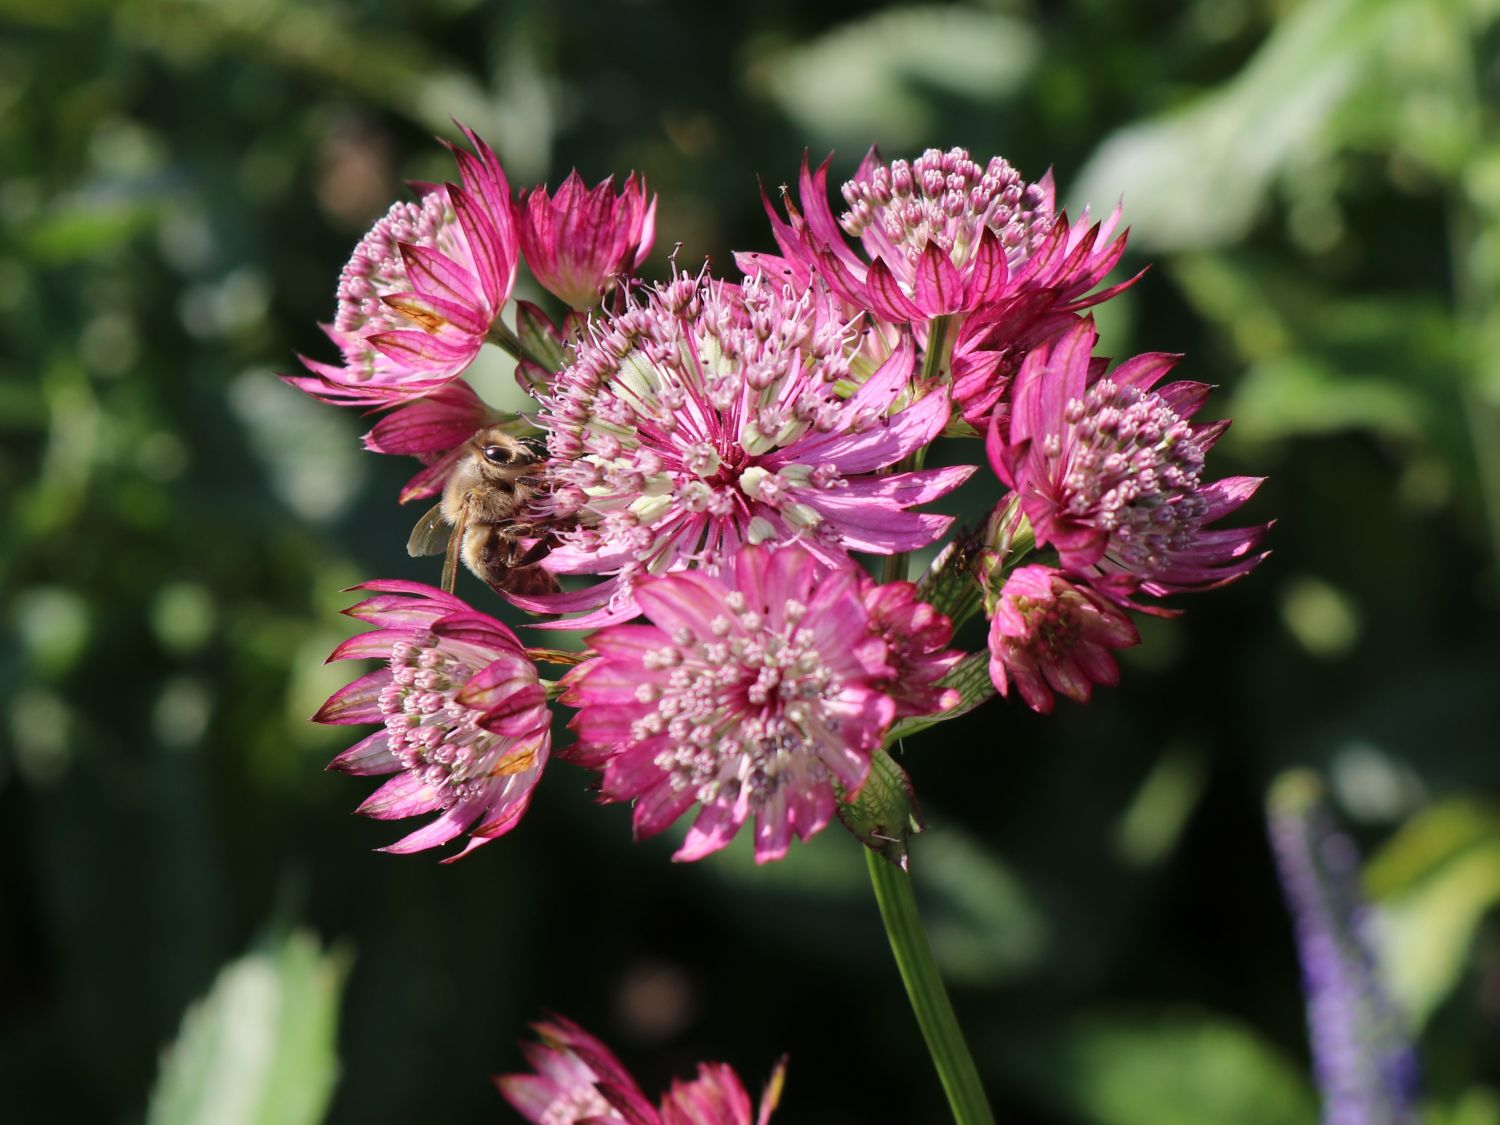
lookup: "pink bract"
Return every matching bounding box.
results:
[757,148,1134,328]
[987,564,1140,713]
[360,379,492,503]
[561,545,898,864]
[987,319,1270,607]
[858,574,964,719]
[285,124,519,408]
[497,1016,783,1125]
[522,269,973,628]
[315,580,549,860]
[517,170,657,309]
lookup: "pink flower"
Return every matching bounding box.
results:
[561,545,898,864]
[948,292,1087,431]
[987,565,1139,713]
[315,580,549,860]
[497,1016,784,1125]
[987,320,1270,606]
[517,171,657,309]
[526,270,973,627]
[858,575,964,718]
[360,379,492,503]
[759,148,1134,327]
[285,125,519,407]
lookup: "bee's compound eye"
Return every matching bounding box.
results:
[482,444,514,465]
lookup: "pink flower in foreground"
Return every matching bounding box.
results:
[562,546,897,863]
[497,1016,784,1125]
[527,270,973,627]
[988,320,1270,606]
[360,379,492,503]
[988,564,1140,713]
[518,171,657,309]
[315,581,549,859]
[759,148,1134,327]
[859,575,964,718]
[285,125,519,407]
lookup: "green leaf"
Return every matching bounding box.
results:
[1365,801,1500,1027]
[751,5,1039,151]
[146,929,349,1125]
[1073,0,1406,251]
[1012,1014,1318,1125]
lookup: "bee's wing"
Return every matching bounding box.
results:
[406,503,452,558]
[442,503,468,595]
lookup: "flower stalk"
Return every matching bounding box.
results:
[866,847,996,1125]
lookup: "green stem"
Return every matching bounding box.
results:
[866,848,996,1125]
[486,320,555,374]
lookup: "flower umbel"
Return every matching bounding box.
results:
[530,269,973,626]
[562,545,898,863]
[987,564,1139,713]
[988,320,1269,607]
[315,580,550,859]
[760,148,1132,327]
[517,171,657,309]
[497,1016,784,1125]
[286,125,519,407]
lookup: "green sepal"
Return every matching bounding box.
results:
[838,743,924,869]
[887,653,997,742]
[514,300,567,373]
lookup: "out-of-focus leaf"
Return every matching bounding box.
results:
[146,929,349,1125]
[1073,0,1404,251]
[751,6,1038,150]
[1012,1014,1318,1125]
[1365,801,1500,1027]
[916,825,1047,985]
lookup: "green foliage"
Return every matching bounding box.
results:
[147,930,349,1125]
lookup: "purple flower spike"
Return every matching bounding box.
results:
[284,124,519,408]
[497,1015,784,1125]
[315,580,550,860]
[517,170,657,309]
[1267,773,1422,1125]
[987,564,1139,713]
[525,269,973,627]
[988,319,1270,608]
[562,545,902,864]
[759,148,1135,329]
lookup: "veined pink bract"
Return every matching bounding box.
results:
[561,546,903,864]
[315,580,549,860]
[360,379,493,503]
[517,170,657,309]
[524,269,973,627]
[285,124,519,408]
[497,1016,784,1125]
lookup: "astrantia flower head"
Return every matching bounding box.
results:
[529,268,973,626]
[987,564,1139,713]
[497,1016,784,1125]
[988,320,1270,606]
[760,148,1133,327]
[315,580,549,859]
[518,171,657,309]
[562,545,898,863]
[285,125,518,407]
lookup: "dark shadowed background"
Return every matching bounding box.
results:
[3,0,1499,1122]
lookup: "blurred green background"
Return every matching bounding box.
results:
[3,0,1499,1121]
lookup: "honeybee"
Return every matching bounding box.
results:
[407,427,562,598]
